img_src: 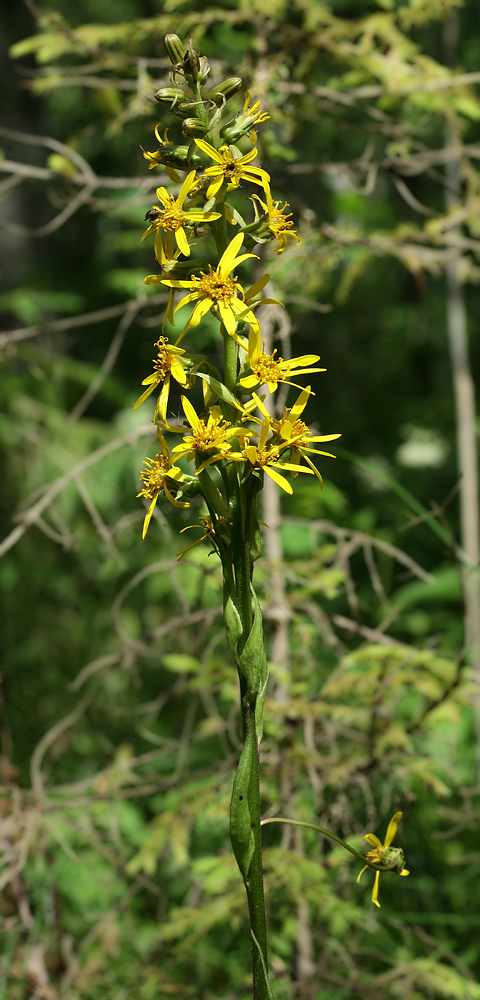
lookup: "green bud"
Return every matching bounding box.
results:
[198,56,211,86]
[176,476,203,498]
[209,77,243,105]
[183,37,200,83]
[164,33,186,65]
[154,86,185,106]
[219,124,247,143]
[181,117,209,138]
[155,143,203,169]
[174,98,204,119]
[162,257,209,278]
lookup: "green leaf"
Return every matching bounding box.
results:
[224,594,242,655]
[195,372,244,411]
[237,586,267,701]
[230,723,255,880]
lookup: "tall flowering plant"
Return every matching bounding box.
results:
[136,35,409,999]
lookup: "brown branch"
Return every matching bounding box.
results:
[0,422,157,560]
[0,291,168,349]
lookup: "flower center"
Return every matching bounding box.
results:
[157,199,185,231]
[190,418,231,453]
[272,416,309,441]
[193,267,239,304]
[153,337,174,380]
[139,455,173,498]
[243,444,280,468]
[251,349,286,383]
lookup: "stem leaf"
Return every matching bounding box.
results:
[230,722,255,880]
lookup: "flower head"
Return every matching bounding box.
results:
[142,170,221,259]
[252,188,301,253]
[252,388,341,484]
[172,396,249,473]
[239,329,325,393]
[142,125,202,181]
[219,91,270,145]
[357,811,410,908]
[194,138,270,200]
[137,431,190,538]
[230,418,315,495]
[161,233,261,344]
[133,337,188,426]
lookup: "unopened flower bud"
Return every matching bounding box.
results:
[181,118,209,138]
[219,123,246,143]
[175,98,204,118]
[162,257,210,278]
[154,143,203,169]
[183,37,200,83]
[154,86,185,106]
[164,33,186,65]
[209,77,243,105]
[198,56,211,86]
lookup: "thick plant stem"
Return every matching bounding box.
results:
[245,708,269,1000]
[233,512,269,999]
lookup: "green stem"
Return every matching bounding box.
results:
[260,818,400,872]
[223,325,238,395]
[246,709,269,1000]
[216,201,228,256]
[234,492,268,1000]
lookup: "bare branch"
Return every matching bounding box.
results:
[0,423,156,560]
[332,614,411,648]
[0,291,168,350]
[68,298,144,422]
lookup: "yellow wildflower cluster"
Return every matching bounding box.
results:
[135,35,340,541]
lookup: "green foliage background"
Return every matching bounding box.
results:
[1,0,480,997]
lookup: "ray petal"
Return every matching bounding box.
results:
[385,812,402,848]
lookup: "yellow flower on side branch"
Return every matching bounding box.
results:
[161,233,262,344]
[252,189,301,252]
[134,337,188,425]
[176,514,230,561]
[239,329,325,393]
[142,170,221,259]
[172,396,249,472]
[357,812,410,909]
[137,431,190,539]
[194,138,270,199]
[252,388,341,484]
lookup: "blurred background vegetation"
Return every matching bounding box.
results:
[1,0,480,997]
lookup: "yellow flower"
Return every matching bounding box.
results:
[357,811,410,909]
[137,431,190,538]
[194,138,270,200]
[242,90,270,138]
[172,396,249,473]
[176,514,230,561]
[177,515,216,560]
[230,417,315,495]
[142,127,181,182]
[252,188,301,253]
[252,388,341,484]
[161,233,262,344]
[142,170,221,259]
[239,329,326,393]
[133,337,188,426]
